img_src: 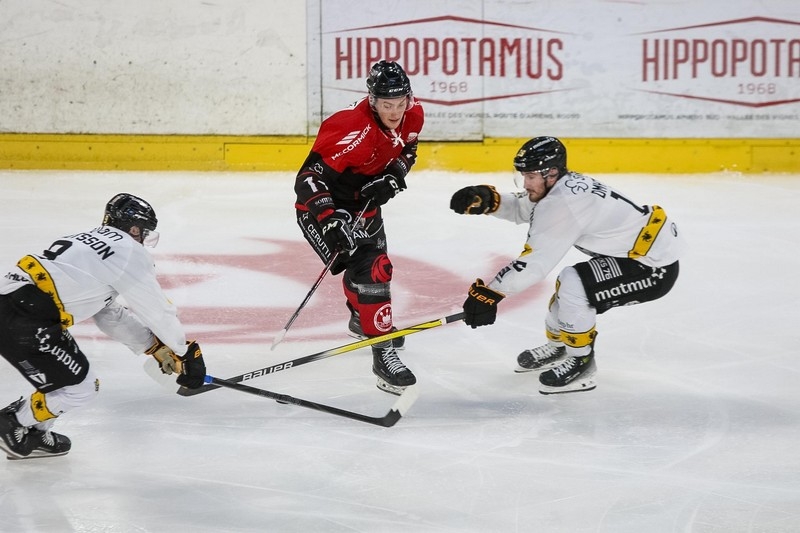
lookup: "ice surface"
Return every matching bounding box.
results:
[1,169,799,532]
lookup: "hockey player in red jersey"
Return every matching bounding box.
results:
[294,60,423,395]
[451,137,684,395]
[0,194,206,459]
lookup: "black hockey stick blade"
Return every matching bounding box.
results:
[178,311,464,397]
[206,376,419,427]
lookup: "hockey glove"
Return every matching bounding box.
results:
[320,209,358,253]
[144,336,182,375]
[450,185,500,215]
[360,173,407,206]
[176,341,206,389]
[463,279,505,328]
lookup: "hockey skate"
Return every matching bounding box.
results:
[0,398,71,459]
[538,353,597,395]
[22,428,71,459]
[347,302,404,349]
[516,343,567,373]
[372,342,416,395]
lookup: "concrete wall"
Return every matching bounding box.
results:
[0,0,307,135]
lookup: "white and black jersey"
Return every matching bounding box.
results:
[0,226,185,354]
[488,172,685,296]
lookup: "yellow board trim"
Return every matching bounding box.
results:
[30,391,57,422]
[0,134,798,173]
[628,205,667,259]
[17,255,74,328]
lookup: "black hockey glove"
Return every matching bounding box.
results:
[450,185,500,215]
[463,279,505,329]
[320,209,358,253]
[176,341,206,389]
[360,173,407,206]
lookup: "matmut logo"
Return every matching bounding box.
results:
[634,16,800,107]
[325,15,576,106]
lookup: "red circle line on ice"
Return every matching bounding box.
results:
[149,238,541,344]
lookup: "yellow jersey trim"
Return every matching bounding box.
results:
[17,255,74,328]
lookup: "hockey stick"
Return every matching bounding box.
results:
[270,199,373,350]
[205,376,419,427]
[178,312,464,397]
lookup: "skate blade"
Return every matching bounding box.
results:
[514,359,566,373]
[375,378,408,396]
[0,443,25,460]
[538,378,597,395]
[7,451,69,460]
[2,444,69,460]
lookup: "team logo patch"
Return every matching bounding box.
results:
[564,176,590,194]
[370,254,393,283]
[373,304,393,333]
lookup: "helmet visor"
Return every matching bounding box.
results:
[142,229,160,248]
[514,168,553,188]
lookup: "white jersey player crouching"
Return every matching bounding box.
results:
[0,193,206,459]
[451,137,684,395]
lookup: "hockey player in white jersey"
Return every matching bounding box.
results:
[450,137,683,394]
[0,193,206,459]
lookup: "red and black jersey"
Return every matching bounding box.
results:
[294,96,424,220]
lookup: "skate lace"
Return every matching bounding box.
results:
[532,344,562,361]
[380,348,408,375]
[552,357,578,378]
[40,431,56,447]
[13,426,28,444]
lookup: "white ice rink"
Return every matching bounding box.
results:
[1,169,799,533]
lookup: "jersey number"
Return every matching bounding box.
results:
[304,176,329,193]
[610,191,648,215]
[42,240,73,260]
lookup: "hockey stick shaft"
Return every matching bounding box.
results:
[271,199,373,350]
[269,252,338,349]
[205,376,419,427]
[179,312,464,397]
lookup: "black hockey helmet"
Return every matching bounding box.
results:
[103,193,159,246]
[367,60,412,101]
[513,137,568,176]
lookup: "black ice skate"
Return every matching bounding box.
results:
[347,302,404,349]
[0,398,71,460]
[372,342,416,395]
[0,398,33,459]
[538,353,597,395]
[23,428,71,459]
[515,343,567,373]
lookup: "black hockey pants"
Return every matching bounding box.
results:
[574,257,680,314]
[0,284,89,393]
